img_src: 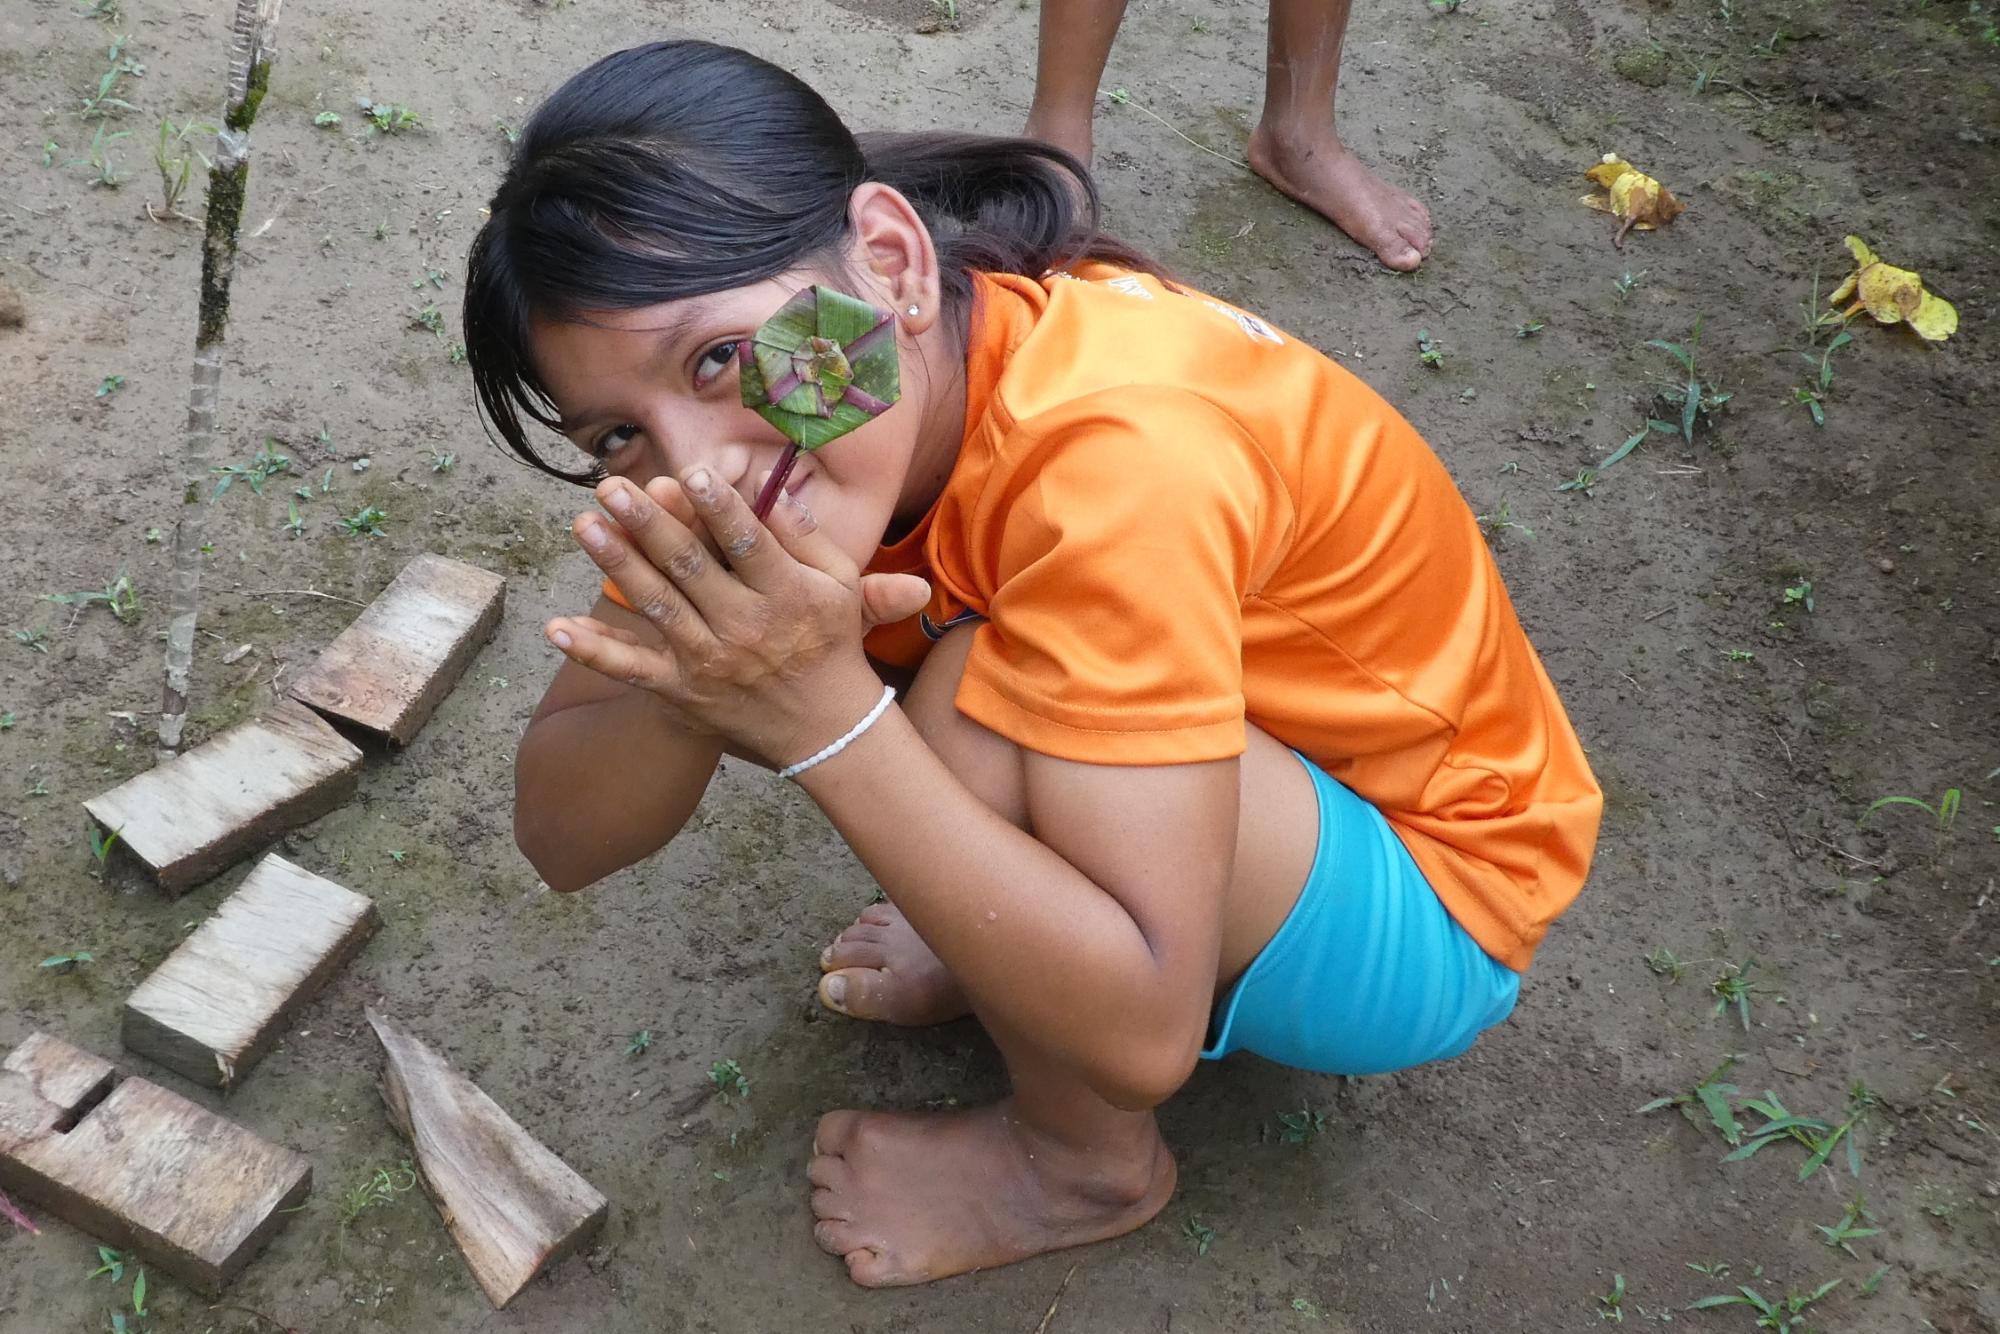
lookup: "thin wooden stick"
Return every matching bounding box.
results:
[158,0,283,756]
[1032,1265,1078,1334]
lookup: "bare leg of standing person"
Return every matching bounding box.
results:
[1247,0,1434,270]
[1022,0,1131,166]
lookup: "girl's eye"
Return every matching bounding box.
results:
[592,423,640,459]
[694,342,739,389]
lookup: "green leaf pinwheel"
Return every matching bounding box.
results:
[738,285,901,516]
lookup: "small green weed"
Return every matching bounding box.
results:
[1781,580,1814,613]
[1640,1056,1745,1144]
[1814,1197,1879,1256]
[1475,501,1534,539]
[1645,945,1689,981]
[1274,1104,1327,1145]
[283,501,305,538]
[625,1029,653,1057]
[1613,269,1646,300]
[89,1246,126,1281]
[79,35,143,120]
[337,504,388,538]
[44,574,140,625]
[1416,329,1444,368]
[412,267,447,291]
[1861,787,1959,833]
[359,99,421,134]
[313,110,341,128]
[212,440,291,498]
[14,628,49,653]
[1792,330,1853,426]
[1726,1083,1874,1181]
[1183,1217,1215,1255]
[0,712,15,729]
[1710,958,1765,1030]
[1515,319,1545,338]
[1555,467,1599,496]
[38,950,95,970]
[95,374,126,398]
[152,116,215,220]
[409,304,446,337]
[87,823,125,871]
[428,449,457,473]
[337,1160,417,1232]
[69,124,131,187]
[1722,648,1756,662]
[1599,1272,1627,1323]
[1689,1278,1839,1330]
[1646,322,1732,444]
[495,118,520,144]
[708,1058,750,1100]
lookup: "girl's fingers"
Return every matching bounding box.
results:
[545,614,679,692]
[662,467,791,593]
[763,484,860,587]
[573,510,721,658]
[594,477,751,626]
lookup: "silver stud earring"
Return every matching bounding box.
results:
[906,304,920,317]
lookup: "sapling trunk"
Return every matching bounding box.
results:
[158,0,281,756]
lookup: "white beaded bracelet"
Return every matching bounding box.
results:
[777,685,897,781]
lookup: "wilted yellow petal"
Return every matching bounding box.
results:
[1825,235,1957,342]
[1855,260,1926,323]
[1582,153,1682,240]
[1909,290,1959,341]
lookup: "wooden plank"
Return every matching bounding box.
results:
[124,854,378,1088]
[288,553,505,745]
[0,1033,309,1296]
[368,1009,606,1308]
[81,700,363,897]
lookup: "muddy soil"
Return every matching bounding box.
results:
[1,0,1996,1329]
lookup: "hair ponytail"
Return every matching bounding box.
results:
[857,131,1166,317]
[465,40,1165,483]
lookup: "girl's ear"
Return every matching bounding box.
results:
[848,182,941,333]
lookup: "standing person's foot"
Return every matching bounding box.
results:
[807,1100,1176,1286]
[1022,109,1096,171]
[1247,122,1432,271]
[817,901,970,1027]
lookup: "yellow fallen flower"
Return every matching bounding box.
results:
[1582,154,1685,248]
[1828,235,1958,342]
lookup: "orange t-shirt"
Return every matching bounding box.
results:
[860,266,1602,972]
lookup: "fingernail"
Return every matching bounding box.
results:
[822,975,847,1008]
[580,522,611,550]
[684,468,715,503]
[549,628,573,650]
[604,486,635,518]
[819,945,833,967]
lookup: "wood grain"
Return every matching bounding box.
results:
[288,553,505,744]
[124,854,378,1088]
[0,1033,310,1296]
[368,1009,606,1308]
[82,700,363,896]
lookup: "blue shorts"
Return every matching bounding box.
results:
[1200,752,1521,1076]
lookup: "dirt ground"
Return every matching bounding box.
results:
[2,0,1997,1328]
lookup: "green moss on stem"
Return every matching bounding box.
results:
[225,59,270,131]
[196,159,248,347]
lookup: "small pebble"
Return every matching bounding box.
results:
[1876,557,1895,574]
[222,643,254,665]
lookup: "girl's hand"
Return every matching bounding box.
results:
[547,468,923,769]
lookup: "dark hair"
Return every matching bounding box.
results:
[463,39,1165,483]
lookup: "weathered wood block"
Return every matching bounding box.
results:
[124,854,378,1089]
[368,1009,607,1308]
[288,553,505,745]
[81,700,363,897]
[0,1032,310,1296]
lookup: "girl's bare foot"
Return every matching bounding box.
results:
[1247,121,1432,271]
[1022,109,1095,169]
[807,1100,1176,1286]
[817,901,970,1026]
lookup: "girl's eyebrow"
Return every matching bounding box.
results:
[554,298,733,434]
